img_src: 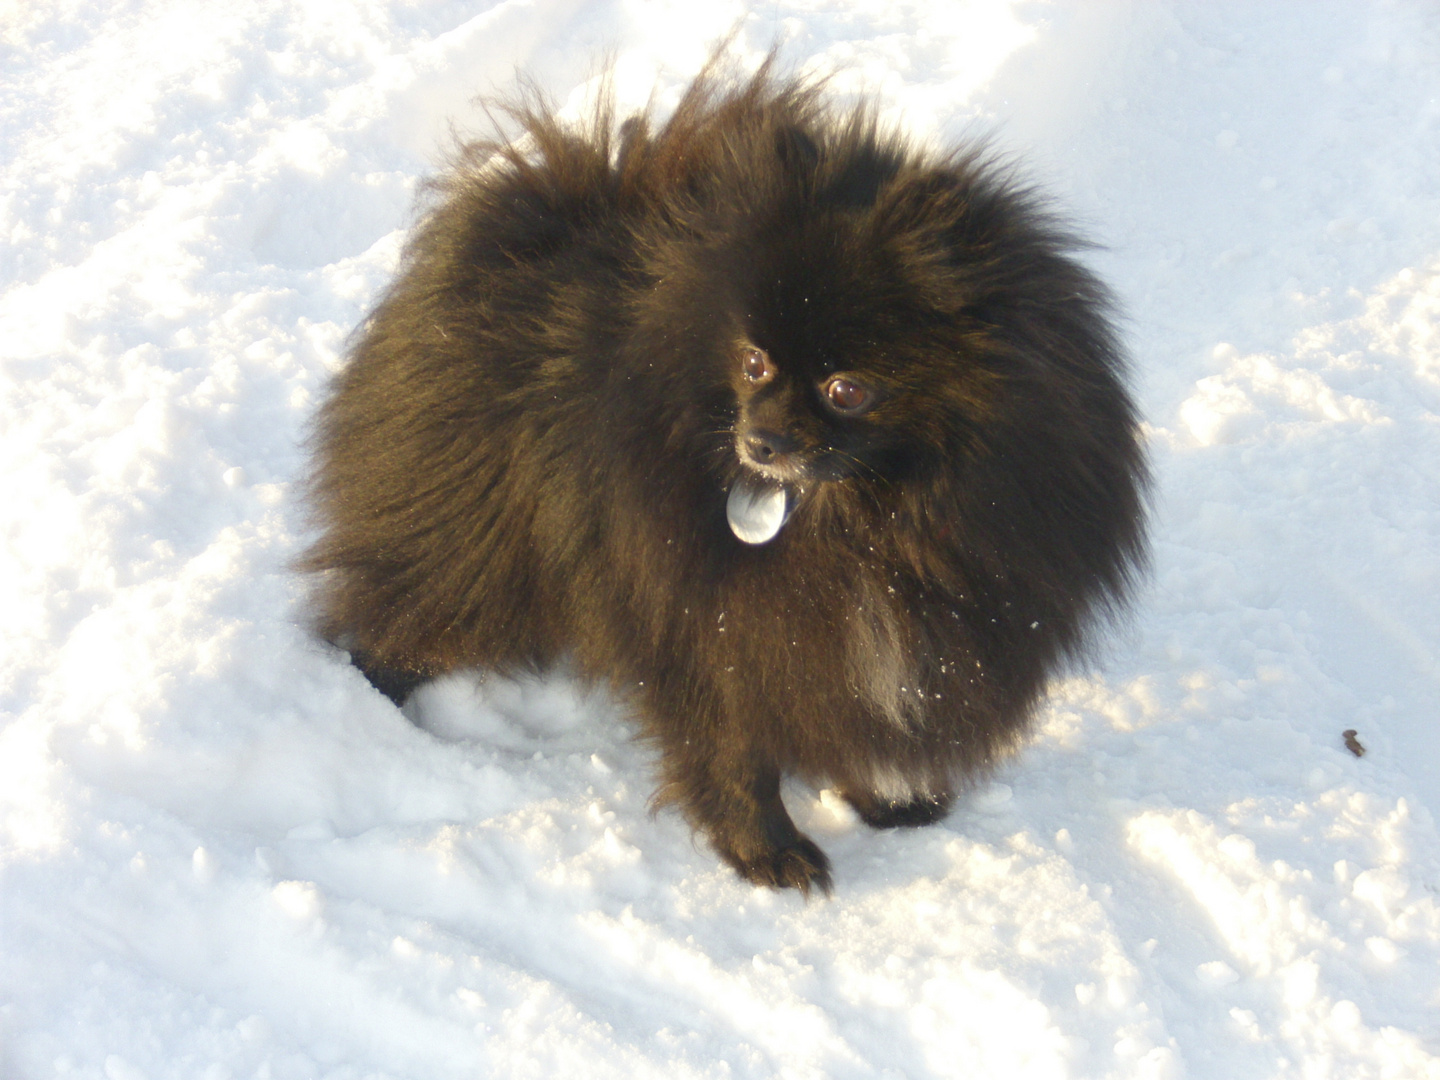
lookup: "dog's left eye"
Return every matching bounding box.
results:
[823,376,873,415]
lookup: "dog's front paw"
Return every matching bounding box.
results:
[845,791,952,830]
[720,835,833,898]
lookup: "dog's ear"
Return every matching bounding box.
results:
[616,116,649,176]
[774,124,820,172]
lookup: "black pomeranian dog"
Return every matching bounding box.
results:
[302,56,1147,895]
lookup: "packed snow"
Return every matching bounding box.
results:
[3,2,1439,1077]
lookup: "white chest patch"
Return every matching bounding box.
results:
[726,477,789,544]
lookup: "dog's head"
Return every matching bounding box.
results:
[619,86,1128,550]
[718,193,1007,511]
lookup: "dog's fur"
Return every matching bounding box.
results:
[301,57,1148,895]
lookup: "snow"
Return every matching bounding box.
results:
[3,1,1439,1077]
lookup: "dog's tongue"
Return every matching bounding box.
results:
[726,477,789,544]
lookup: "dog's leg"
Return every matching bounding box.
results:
[348,648,431,707]
[709,762,833,896]
[655,727,832,896]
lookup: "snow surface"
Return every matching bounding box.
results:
[4,2,1440,1077]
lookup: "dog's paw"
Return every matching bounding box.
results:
[722,835,833,898]
[845,792,952,830]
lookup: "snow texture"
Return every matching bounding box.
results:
[3,2,1439,1078]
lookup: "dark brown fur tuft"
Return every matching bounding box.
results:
[301,55,1148,895]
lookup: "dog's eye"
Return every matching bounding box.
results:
[824,376,873,415]
[741,347,775,383]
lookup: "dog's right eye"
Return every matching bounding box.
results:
[741,347,775,383]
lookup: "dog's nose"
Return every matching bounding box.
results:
[744,429,800,463]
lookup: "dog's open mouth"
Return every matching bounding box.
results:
[726,475,793,544]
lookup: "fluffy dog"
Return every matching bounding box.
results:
[302,57,1148,895]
